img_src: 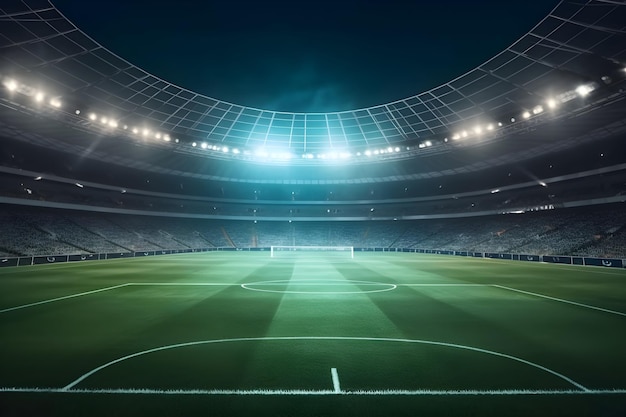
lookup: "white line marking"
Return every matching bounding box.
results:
[129,282,238,286]
[2,387,626,396]
[241,279,397,294]
[492,285,626,317]
[331,368,341,393]
[396,284,486,286]
[62,336,588,392]
[0,283,132,314]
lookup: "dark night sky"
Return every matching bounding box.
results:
[54,0,556,113]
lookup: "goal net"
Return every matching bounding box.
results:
[270,246,354,258]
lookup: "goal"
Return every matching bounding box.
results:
[270,246,354,258]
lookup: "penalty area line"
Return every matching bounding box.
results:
[1,388,626,396]
[492,285,626,318]
[0,283,132,314]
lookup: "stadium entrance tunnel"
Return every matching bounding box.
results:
[240,279,397,294]
[62,337,585,393]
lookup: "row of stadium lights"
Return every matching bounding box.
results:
[0,75,608,162]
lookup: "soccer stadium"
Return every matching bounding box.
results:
[1,1,626,416]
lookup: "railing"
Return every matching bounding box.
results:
[0,247,624,269]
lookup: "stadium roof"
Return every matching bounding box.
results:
[0,0,625,164]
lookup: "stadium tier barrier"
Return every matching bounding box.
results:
[0,247,624,269]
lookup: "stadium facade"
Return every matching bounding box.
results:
[0,0,625,261]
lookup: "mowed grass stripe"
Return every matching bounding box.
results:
[1,251,626,416]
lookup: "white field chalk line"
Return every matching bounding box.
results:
[3,388,626,396]
[0,283,132,314]
[492,285,626,318]
[331,368,341,393]
[62,336,588,392]
[241,279,396,295]
[396,284,486,286]
[129,282,238,286]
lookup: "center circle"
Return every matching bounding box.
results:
[240,279,397,294]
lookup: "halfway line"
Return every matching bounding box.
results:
[2,387,626,396]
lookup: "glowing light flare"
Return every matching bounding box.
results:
[4,79,17,91]
[576,84,593,97]
[49,98,61,108]
[522,111,531,119]
[34,92,44,102]
[547,98,557,109]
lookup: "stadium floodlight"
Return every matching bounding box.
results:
[49,98,61,108]
[34,91,44,102]
[461,130,468,138]
[576,84,592,97]
[200,142,208,149]
[4,79,17,91]
[522,111,531,119]
[425,140,432,147]
[75,110,81,115]
[163,134,170,141]
[533,105,544,115]
[452,133,460,140]
[546,98,557,109]
[365,150,372,156]
[474,126,483,134]
[108,120,118,128]
[88,113,97,120]
[155,132,161,139]
[498,122,503,127]
[222,146,229,153]
[487,124,494,131]
[142,129,150,136]
[132,127,139,134]
[232,148,240,154]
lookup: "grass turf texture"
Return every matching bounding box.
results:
[0,252,625,416]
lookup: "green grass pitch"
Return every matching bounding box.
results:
[1,251,625,416]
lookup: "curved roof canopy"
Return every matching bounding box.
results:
[0,0,625,163]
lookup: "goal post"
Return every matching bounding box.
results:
[270,246,354,259]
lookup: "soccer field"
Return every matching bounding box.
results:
[1,252,625,416]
